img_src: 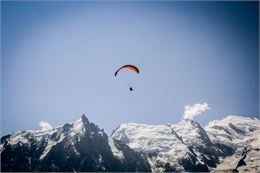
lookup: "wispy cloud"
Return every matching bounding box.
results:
[39,121,53,131]
[182,102,211,120]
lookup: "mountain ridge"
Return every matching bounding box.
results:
[111,115,260,172]
[1,115,151,172]
[1,115,259,172]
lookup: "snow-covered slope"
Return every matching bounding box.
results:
[171,119,221,168]
[205,115,260,172]
[1,115,151,172]
[111,123,208,172]
[112,115,260,172]
[171,119,210,147]
[235,148,260,172]
[205,115,260,148]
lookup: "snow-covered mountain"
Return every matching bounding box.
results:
[0,115,151,172]
[112,115,260,172]
[205,115,260,172]
[111,123,208,172]
[205,115,260,149]
[1,114,259,172]
[171,119,226,168]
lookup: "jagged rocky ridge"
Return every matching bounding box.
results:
[0,115,151,172]
[1,115,259,172]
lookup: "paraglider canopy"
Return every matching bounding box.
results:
[114,65,139,91]
[114,65,139,76]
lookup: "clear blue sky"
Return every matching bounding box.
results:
[1,1,259,136]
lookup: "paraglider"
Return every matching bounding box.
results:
[114,65,139,91]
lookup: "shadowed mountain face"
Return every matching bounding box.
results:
[1,115,259,172]
[0,115,151,172]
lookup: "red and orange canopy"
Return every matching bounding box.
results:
[114,65,139,76]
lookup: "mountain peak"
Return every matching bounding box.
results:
[1,115,151,172]
[81,114,89,123]
[179,118,202,129]
[80,114,93,130]
[172,118,209,143]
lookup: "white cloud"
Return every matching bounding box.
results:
[182,102,211,120]
[39,121,53,131]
